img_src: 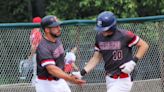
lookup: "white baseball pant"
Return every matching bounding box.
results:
[35,77,71,92]
[106,75,133,92]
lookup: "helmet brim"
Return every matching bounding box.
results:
[95,26,111,32]
[48,21,62,27]
[95,20,116,32]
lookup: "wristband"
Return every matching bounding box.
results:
[80,69,87,76]
[133,56,139,63]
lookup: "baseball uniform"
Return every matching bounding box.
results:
[64,52,76,73]
[95,29,139,92]
[35,37,71,92]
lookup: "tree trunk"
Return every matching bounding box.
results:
[31,0,45,18]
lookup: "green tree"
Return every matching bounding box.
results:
[0,0,164,22]
[0,0,45,23]
[0,0,31,22]
[46,0,137,19]
[135,0,164,16]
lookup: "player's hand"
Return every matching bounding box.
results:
[72,71,83,79]
[70,75,86,86]
[119,60,136,74]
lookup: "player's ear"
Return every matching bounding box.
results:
[44,28,50,33]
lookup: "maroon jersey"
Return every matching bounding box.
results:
[36,37,65,79]
[95,29,140,75]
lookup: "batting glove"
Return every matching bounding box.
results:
[72,71,83,79]
[119,60,136,74]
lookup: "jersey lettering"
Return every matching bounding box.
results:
[99,41,121,50]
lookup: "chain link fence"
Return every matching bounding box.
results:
[0,16,164,92]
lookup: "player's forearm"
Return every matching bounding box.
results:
[135,39,149,59]
[84,52,102,73]
[84,57,100,73]
[29,46,36,58]
[46,65,72,81]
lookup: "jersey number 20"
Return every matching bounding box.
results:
[112,50,123,61]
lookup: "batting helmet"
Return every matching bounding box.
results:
[41,15,61,29]
[95,11,117,32]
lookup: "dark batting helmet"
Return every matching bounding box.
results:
[41,15,61,29]
[95,11,117,32]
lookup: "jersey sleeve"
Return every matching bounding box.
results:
[126,31,140,47]
[37,45,55,67]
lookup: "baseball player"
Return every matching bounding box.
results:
[30,17,42,84]
[19,17,42,81]
[73,11,149,92]
[29,17,42,59]
[35,15,86,92]
[64,47,79,74]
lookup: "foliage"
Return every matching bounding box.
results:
[0,0,164,22]
[46,0,138,20]
[46,0,163,19]
[135,0,164,16]
[0,0,31,23]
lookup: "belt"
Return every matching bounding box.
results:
[107,72,129,79]
[38,76,59,81]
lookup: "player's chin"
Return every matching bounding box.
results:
[102,32,113,37]
[55,33,61,37]
[56,32,61,36]
[102,34,109,37]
